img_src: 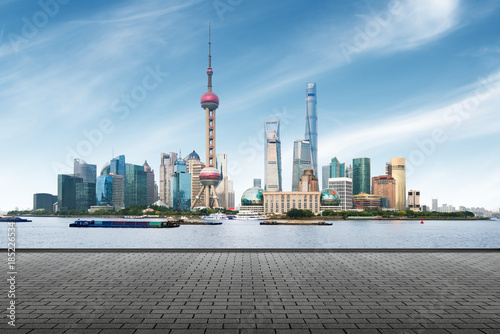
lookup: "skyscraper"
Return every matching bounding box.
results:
[110,173,125,210]
[185,151,205,209]
[264,120,282,191]
[387,158,406,210]
[74,158,96,211]
[432,198,438,212]
[159,152,177,205]
[292,139,311,191]
[339,163,345,177]
[74,158,97,183]
[299,168,319,192]
[352,158,371,195]
[330,157,341,178]
[192,26,221,209]
[96,175,113,206]
[408,190,421,212]
[227,180,235,209]
[170,157,191,211]
[110,155,126,178]
[304,82,318,176]
[321,165,330,190]
[216,153,229,208]
[372,175,396,208]
[125,164,147,207]
[143,161,155,206]
[57,174,82,211]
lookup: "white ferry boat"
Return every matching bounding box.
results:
[235,211,267,220]
[201,212,228,221]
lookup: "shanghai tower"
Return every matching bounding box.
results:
[304,82,318,176]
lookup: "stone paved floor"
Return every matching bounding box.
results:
[2,251,500,334]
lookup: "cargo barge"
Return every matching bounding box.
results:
[69,220,180,228]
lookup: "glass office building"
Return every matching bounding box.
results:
[170,158,191,211]
[352,157,371,196]
[125,164,147,207]
[96,176,114,206]
[57,174,82,211]
[292,139,312,191]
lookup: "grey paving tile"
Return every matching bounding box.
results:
[11,251,500,332]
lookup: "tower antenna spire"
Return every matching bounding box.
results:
[207,22,213,92]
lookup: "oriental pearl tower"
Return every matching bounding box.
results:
[191,26,221,209]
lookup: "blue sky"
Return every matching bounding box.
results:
[1,0,500,212]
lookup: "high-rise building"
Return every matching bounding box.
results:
[304,82,318,176]
[345,164,353,179]
[432,198,438,212]
[408,190,421,212]
[227,180,235,209]
[73,159,96,211]
[110,155,126,177]
[264,119,282,191]
[253,179,261,188]
[110,173,125,210]
[33,193,57,211]
[96,176,113,206]
[170,158,191,211]
[352,158,370,196]
[321,165,330,190]
[299,168,319,192]
[192,27,222,209]
[185,151,206,209]
[387,158,406,210]
[339,163,345,177]
[372,175,396,208]
[216,153,229,208]
[159,152,177,205]
[74,159,97,183]
[330,157,341,178]
[292,139,311,191]
[57,174,82,211]
[143,161,155,206]
[125,164,147,207]
[328,177,353,211]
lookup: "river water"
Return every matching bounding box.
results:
[1,217,499,248]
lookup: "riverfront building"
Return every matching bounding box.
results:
[304,82,318,176]
[264,120,282,192]
[387,158,406,210]
[263,191,321,215]
[292,139,312,191]
[328,177,353,211]
[240,187,265,213]
[33,193,57,211]
[352,158,371,195]
[57,174,82,211]
[353,193,381,210]
[372,175,396,209]
[408,190,421,212]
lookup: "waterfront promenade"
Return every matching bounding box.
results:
[4,249,500,333]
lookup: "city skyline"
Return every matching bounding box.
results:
[1,1,500,212]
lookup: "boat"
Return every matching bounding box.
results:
[235,211,267,220]
[260,221,280,225]
[201,212,228,221]
[69,220,180,228]
[0,216,32,222]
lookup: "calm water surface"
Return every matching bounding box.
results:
[1,217,499,248]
